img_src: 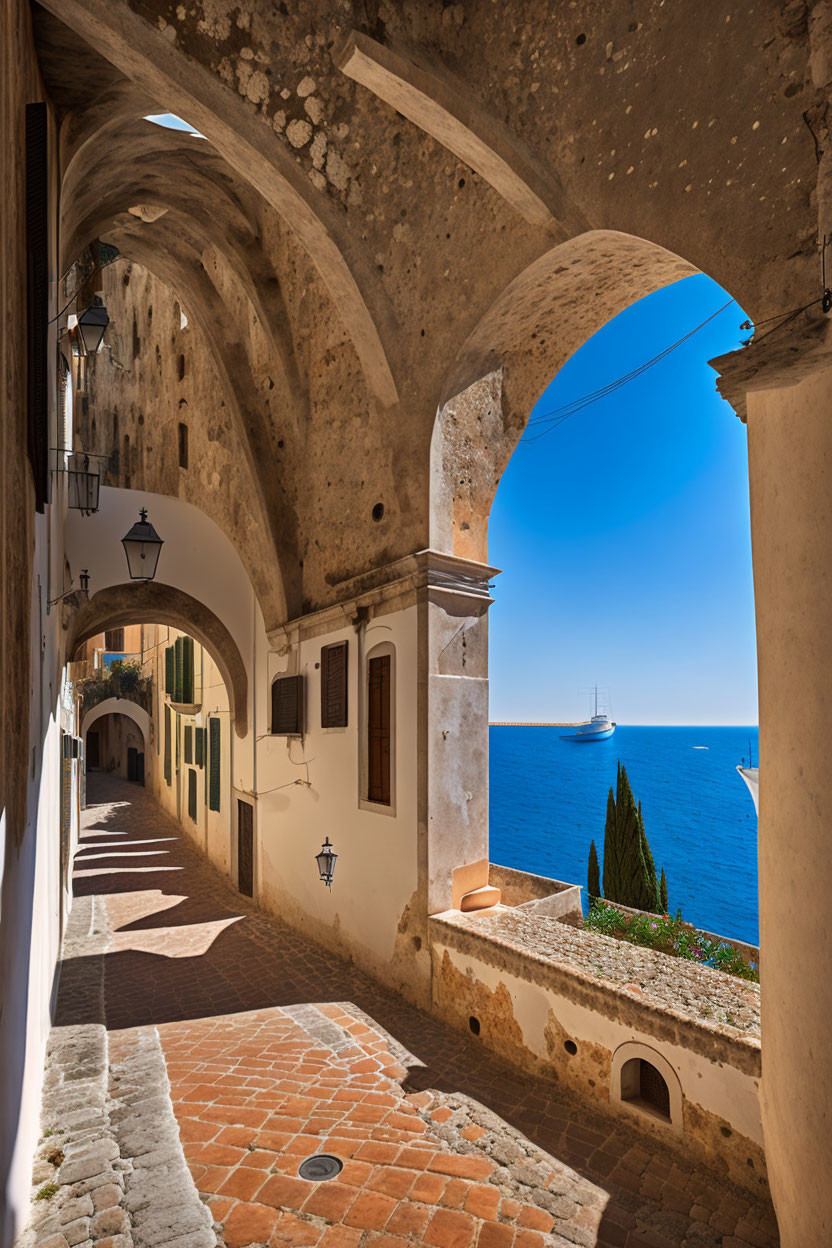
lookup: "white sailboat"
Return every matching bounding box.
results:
[560,686,615,742]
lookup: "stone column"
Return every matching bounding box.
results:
[715,324,832,1246]
[415,552,498,920]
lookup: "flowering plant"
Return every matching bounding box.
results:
[583,900,759,982]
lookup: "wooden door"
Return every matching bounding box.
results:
[238,799,254,897]
[127,746,138,781]
[87,731,100,769]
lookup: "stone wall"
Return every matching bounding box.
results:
[429,908,768,1196]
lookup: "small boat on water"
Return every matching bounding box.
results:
[560,687,615,742]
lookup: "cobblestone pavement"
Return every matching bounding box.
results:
[41,775,779,1248]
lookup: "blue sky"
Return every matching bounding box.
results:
[488,274,758,726]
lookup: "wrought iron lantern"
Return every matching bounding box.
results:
[77,296,109,356]
[79,569,90,597]
[121,507,164,581]
[315,837,337,889]
[67,452,101,514]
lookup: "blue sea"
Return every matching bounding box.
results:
[489,725,759,946]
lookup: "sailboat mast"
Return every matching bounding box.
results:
[595,684,598,717]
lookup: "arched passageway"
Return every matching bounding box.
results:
[70,586,248,738]
[82,704,148,782]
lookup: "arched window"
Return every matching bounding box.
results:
[611,1042,682,1131]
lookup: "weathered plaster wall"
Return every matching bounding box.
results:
[745,361,832,1247]
[0,5,82,1240]
[256,607,425,1001]
[430,916,768,1195]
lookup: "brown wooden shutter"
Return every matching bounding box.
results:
[320,641,348,728]
[25,103,49,512]
[367,654,391,804]
[271,674,304,735]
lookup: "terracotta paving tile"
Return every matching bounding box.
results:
[464,1183,501,1221]
[396,1145,435,1169]
[302,1182,359,1221]
[513,1233,544,1248]
[410,1172,448,1205]
[224,1201,281,1248]
[423,1207,477,1248]
[270,1212,323,1246]
[476,1222,516,1247]
[385,1200,432,1238]
[439,1177,470,1209]
[342,1189,397,1231]
[178,1118,219,1143]
[256,1174,312,1209]
[318,1227,363,1248]
[218,1166,269,1202]
[206,1194,235,1222]
[429,1155,495,1181]
[366,1165,418,1200]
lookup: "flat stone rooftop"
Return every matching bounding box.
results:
[436,907,761,1042]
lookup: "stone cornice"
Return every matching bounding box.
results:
[268,549,500,650]
[710,310,832,422]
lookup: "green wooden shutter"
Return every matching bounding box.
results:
[164,706,172,785]
[174,637,183,702]
[184,725,193,764]
[194,726,204,767]
[188,769,197,821]
[182,636,194,703]
[165,646,174,696]
[208,717,221,811]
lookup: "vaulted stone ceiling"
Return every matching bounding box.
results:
[32,0,823,626]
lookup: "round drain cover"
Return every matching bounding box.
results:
[298,1154,343,1182]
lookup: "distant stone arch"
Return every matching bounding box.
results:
[81,697,150,748]
[69,583,248,738]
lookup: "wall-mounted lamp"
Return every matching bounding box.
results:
[77,296,109,356]
[315,837,337,889]
[48,569,91,609]
[121,507,164,580]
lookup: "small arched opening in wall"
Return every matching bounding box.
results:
[611,1042,682,1133]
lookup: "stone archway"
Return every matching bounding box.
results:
[81,696,150,747]
[69,583,248,738]
[431,230,703,561]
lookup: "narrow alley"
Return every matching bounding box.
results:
[23,777,777,1248]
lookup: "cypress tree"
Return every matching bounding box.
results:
[602,779,619,900]
[587,839,600,901]
[599,762,661,912]
[660,867,668,914]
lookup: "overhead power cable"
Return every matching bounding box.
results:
[521,298,736,443]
